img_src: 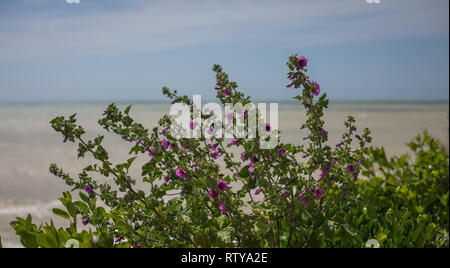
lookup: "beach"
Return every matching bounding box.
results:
[0,101,448,247]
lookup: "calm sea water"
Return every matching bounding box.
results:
[0,101,448,247]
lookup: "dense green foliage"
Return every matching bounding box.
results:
[336,132,449,247]
[7,55,449,248]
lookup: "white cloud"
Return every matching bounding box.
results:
[0,0,448,60]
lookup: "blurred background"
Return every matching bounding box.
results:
[0,0,448,247]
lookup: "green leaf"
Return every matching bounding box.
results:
[62,191,72,202]
[37,233,59,248]
[66,202,78,219]
[52,208,70,220]
[238,165,250,178]
[79,192,89,203]
[124,105,132,115]
[20,233,39,248]
[126,157,137,169]
[73,201,90,214]
[88,197,97,211]
[332,215,357,237]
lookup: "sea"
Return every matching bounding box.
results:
[0,101,448,247]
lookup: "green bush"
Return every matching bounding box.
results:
[7,55,449,248]
[331,132,448,247]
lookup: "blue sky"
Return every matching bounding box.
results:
[0,0,448,102]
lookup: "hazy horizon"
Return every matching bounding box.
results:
[1,98,449,105]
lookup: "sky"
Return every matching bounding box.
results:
[0,0,448,103]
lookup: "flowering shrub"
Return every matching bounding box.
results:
[10,54,444,248]
[334,132,449,248]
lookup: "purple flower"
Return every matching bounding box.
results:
[318,163,331,181]
[265,124,271,132]
[305,185,310,192]
[214,85,221,90]
[319,128,326,137]
[148,147,156,159]
[268,155,273,161]
[223,89,230,97]
[164,175,169,184]
[219,203,228,214]
[251,156,259,164]
[134,244,141,248]
[115,237,123,243]
[102,110,107,116]
[277,148,286,156]
[181,146,189,151]
[82,218,88,225]
[323,163,332,174]
[302,153,308,158]
[359,157,364,164]
[241,152,247,162]
[159,127,169,134]
[212,150,220,159]
[280,190,288,196]
[243,109,248,116]
[190,163,197,168]
[217,181,229,192]
[248,167,255,174]
[206,127,214,135]
[189,121,195,130]
[312,82,320,96]
[346,165,356,174]
[299,192,307,206]
[209,190,218,201]
[162,139,169,150]
[176,168,186,178]
[254,188,261,195]
[63,136,68,143]
[84,185,93,195]
[336,142,343,147]
[286,82,294,88]
[298,56,308,69]
[232,139,238,145]
[314,186,324,199]
[303,136,309,141]
[355,134,361,140]
[136,139,141,146]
